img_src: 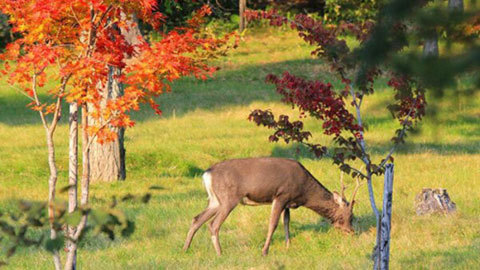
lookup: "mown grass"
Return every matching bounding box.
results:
[0,27,479,269]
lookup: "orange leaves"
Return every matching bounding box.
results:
[187,5,212,28]
[1,0,232,143]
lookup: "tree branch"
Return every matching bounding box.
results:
[349,84,380,219]
[376,101,417,171]
[49,75,72,135]
[31,74,49,131]
[350,84,369,166]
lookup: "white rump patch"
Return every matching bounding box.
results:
[203,172,219,208]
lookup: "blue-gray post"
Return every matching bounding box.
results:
[379,164,394,270]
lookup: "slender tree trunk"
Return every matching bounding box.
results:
[81,104,90,205]
[239,0,247,32]
[448,0,463,10]
[65,104,91,270]
[423,31,439,57]
[46,129,62,270]
[65,103,79,270]
[32,73,62,270]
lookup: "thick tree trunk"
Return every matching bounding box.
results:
[89,67,125,182]
[422,0,463,58]
[88,16,141,182]
[239,0,247,32]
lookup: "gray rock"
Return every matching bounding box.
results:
[414,188,456,215]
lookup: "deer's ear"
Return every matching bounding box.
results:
[333,192,346,207]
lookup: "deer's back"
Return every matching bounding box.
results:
[207,157,311,204]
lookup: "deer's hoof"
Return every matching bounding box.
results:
[262,249,269,256]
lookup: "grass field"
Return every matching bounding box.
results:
[0,27,479,269]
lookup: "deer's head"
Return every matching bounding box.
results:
[331,172,361,234]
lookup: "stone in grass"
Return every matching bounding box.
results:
[414,188,457,215]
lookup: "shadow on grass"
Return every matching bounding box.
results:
[76,189,204,251]
[294,219,332,234]
[269,138,480,161]
[0,58,387,126]
[353,213,377,234]
[128,150,206,178]
[0,92,65,126]
[399,242,480,268]
[289,212,376,237]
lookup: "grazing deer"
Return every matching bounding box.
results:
[183,157,360,256]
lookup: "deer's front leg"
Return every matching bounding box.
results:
[262,199,286,256]
[283,208,290,248]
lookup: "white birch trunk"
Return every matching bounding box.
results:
[65,102,79,270]
[46,130,62,270]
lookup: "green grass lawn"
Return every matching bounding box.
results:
[1,27,479,269]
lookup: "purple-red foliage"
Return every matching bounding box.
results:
[266,72,362,139]
[246,9,427,176]
[249,109,328,157]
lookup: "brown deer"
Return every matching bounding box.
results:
[183,157,360,256]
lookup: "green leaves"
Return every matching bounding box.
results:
[0,192,152,263]
[44,237,64,253]
[64,210,83,226]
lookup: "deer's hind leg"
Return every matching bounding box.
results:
[183,206,218,252]
[283,208,290,248]
[208,201,238,256]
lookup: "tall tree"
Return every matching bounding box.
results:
[88,16,142,182]
[246,9,426,267]
[1,1,231,269]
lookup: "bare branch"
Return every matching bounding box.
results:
[5,84,36,101]
[376,100,418,172]
[73,214,87,241]
[348,84,380,219]
[49,74,72,134]
[350,84,368,164]
[340,171,346,198]
[31,74,49,131]
[84,114,116,151]
[94,5,113,30]
[69,4,82,26]
[350,175,362,206]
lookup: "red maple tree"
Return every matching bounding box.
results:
[245,9,426,267]
[0,1,232,269]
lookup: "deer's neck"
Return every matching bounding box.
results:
[304,179,341,222]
